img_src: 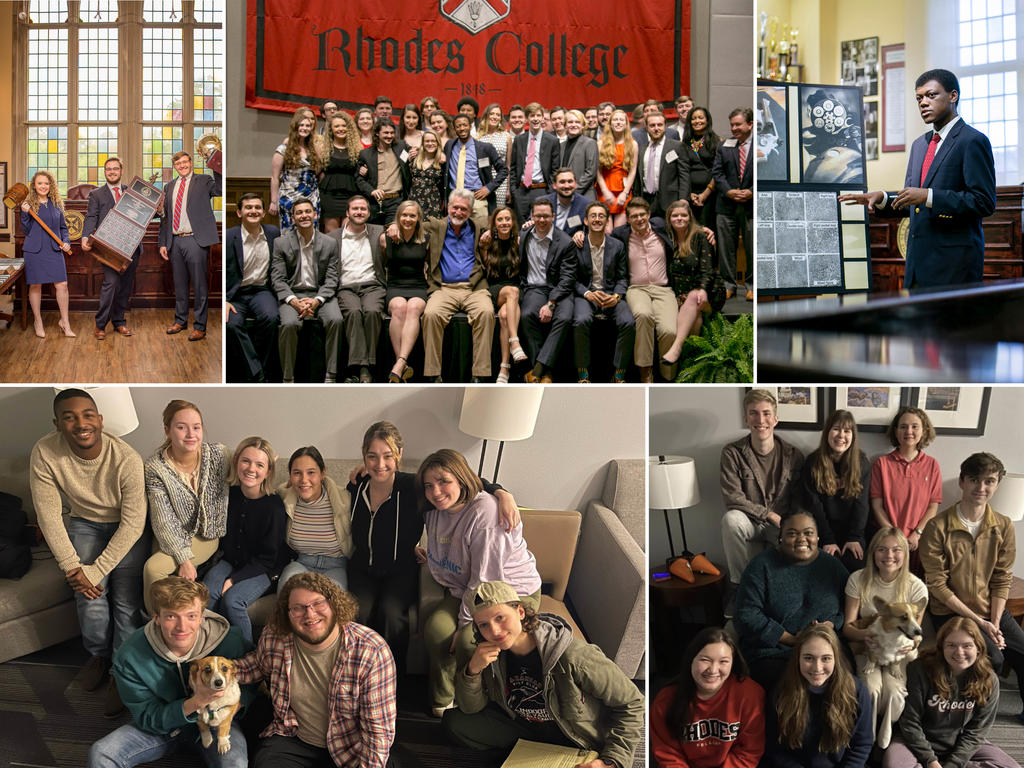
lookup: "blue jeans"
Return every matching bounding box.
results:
[67,517,149,658]
[202,559,271,644]
[279,553,348,591]
[88,721,247,768]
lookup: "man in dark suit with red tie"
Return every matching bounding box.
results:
[509,102,561,225]
[713,107,754,301]
[82,157,140,340]
[226,192,279,382]
[158,150,222,341]
[839,69,996,288]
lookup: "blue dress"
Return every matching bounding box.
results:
[21,201,69,285]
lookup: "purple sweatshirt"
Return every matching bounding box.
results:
[425,491,541,625]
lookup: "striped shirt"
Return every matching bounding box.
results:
[288,490,344,557]
[236,621,397,767]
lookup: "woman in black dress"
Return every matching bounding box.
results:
[683,107,722,231]
[408,130,447,221]
[660,199,726,366]
[478,206,524,383]
[385,200,429,382]
[319,112,361,232]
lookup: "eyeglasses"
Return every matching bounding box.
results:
[288,598,329,617]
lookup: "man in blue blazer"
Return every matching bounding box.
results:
[81,157,140,340]
[839,69,996,288]
[225,192,279,382]
[158,150,222,341]
[573,201,634,383]
[444,114,508,231]
[713,108,754,300]
[538,168,590,237]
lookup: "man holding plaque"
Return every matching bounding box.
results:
[159,151,222,342]
[82,158,140,340]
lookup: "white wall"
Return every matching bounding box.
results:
[0,385,644,515]
[650,386,1024,576]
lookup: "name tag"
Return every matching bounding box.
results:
[567,215,582,228]
[665,150,678,164]
[399,150,409,163]
[478,157,490,169]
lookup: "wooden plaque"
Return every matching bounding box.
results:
[90,176,162,273]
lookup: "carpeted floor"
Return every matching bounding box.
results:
[1,639,646,768]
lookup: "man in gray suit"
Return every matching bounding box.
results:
[327,196,386,383]
[270,198,343,383]
[562,111,599,201]
[158,150,222,341]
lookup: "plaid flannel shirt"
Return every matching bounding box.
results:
[236,621,396,767]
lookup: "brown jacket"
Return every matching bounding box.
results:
[720,435,804,523]
[421,216,488,293]
[920,503,1015,617]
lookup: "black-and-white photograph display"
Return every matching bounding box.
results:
[756,191,842,290]
[757,84,788,182]
[800,85,866,184]
[840,36,879,96]
[864,101,879,160]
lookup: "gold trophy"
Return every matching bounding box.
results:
[196,133,222,175]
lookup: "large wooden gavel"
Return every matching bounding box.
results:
[3,182,68,250]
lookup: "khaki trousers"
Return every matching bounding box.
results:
[422,285,495,377]
[626,284,676,374]
[142,535,219,615]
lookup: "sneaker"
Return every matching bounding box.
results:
[80,655,110,692]
[103,675,126,718]
[431,701,455,718]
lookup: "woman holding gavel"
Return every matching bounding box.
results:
[20,170,74,338]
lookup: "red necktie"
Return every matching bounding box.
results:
[113,186,121,203]
[523,133,537,187]
[738,141,748,178]
[173,176,187,230]
[920,133,941,184]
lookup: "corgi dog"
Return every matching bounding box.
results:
[189,656,242,754]
[852,596,927,679]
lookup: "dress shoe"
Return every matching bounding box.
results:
[93,327,107,340]
[103,676,126,718]
[115,325,132,336]
[187,329,206,341]
[80,655,110,691]
[166,323,185,334]
[725,288,736,300]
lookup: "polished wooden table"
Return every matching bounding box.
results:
[758,279,1024,382]
[0,259,26,329]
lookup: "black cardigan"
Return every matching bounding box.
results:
[219,485,291,583]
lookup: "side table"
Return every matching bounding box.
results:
[650,563,726,676]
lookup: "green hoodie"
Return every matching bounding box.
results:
[111,609,255,737]
[454,613,644,768]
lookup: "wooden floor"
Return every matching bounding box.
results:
[0,308,222,383]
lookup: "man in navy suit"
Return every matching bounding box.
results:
[444,114,508,231]
[158,150,222,341]
[634,112,689,219]
[520,197,576,383]
[509,103,561,225]
[573,201,634,383]
[225,192,279,382]
[81,157,139,340]
[839,69,996,288]
[713,107,754,300]
[537,168,590,237]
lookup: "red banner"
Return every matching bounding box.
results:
[246,0,690,114]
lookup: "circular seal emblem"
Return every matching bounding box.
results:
[896,218,909,260]
[65,210,85,240]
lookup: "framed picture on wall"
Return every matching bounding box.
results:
[828,386,910,432]
[746,387,825,430]
[757,83,789,183]
[907,387,991,436]
[840,35,880,96]
[799,83,866,185]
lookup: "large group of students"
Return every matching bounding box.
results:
[652,388,1023,768]
[30,389,643,768]
[227,94,753,384]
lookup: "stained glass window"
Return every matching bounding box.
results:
[80,0,118,23]
[143,28,183,121]
[193,126,222,213]
[193,27,223,122]
[193,0,223,24]
[27,126,69,190]
[29,0,67,24]
[79,28,118,122]
[28,28,69,122]
[76,127,118,185]
[142,0,182,22]
[142,125,184,187]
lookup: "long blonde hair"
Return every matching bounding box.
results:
[328,112,361,165]
[414,130,444,171]
[280,107,324,174]
[598,109,635,171]
[25,170,66,214]
[856,527,913,608]
[665,199,701,260]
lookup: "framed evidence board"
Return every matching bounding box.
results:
[756,80,872,297]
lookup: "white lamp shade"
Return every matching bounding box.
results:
[649,455,700,509]
[54,386,139,437]
[994,473,1024,522]
[459,387,544,442]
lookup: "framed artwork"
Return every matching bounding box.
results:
[864,101,879,161]
[799,83,866,186]
[828,386,910,432]
[841,36,880,97]
[907,387,991,436]
[881,44,907,153]
[0,161,7,230]
[746,387,826,431]
[756,191,843,291]
[757,84,789,183]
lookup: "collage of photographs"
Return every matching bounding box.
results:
[1,1,1023,768]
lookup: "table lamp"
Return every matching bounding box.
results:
[994,472,1024,522]
[458,387,543,483]
[53,386,139,436]
[649,455,700,564]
